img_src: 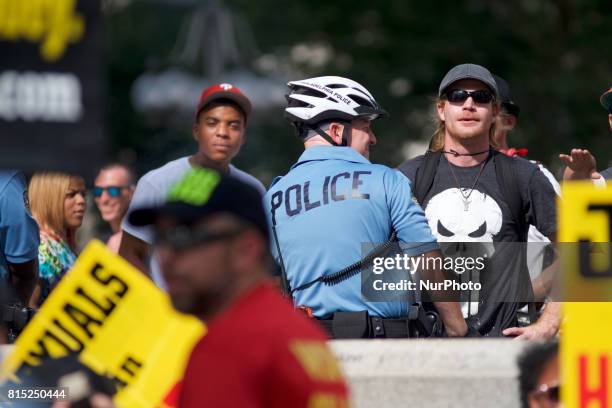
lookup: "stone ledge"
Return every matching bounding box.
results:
[329,339,528,408]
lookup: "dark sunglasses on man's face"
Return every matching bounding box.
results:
[93,186,128,198]
[445,89,495,104]
[154,224,244,251]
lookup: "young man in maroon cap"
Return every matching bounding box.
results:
[119,84,265,281]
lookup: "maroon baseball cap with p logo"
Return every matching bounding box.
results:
[195,83,252,121]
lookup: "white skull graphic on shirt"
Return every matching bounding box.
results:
[424,188,503,317]
[425,188,502,242]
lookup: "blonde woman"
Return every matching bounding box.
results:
[29,172,86,306]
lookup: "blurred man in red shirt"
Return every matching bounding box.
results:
[130,167,350,408]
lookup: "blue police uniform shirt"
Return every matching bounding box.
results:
[264,146,437,318]
[0,171,40,282]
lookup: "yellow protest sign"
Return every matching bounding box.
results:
[0,240,205,407]
[560,182,612,408]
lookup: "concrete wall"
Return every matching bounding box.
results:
[330,339,529,408]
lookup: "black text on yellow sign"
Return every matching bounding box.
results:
[24,263,126,365]
[15,261,145,390]
[1,240,205,408]
[560,182,612,408]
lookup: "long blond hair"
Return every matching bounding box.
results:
[429,97,500,151]
[29,172,81,243]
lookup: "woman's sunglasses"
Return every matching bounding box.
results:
[444,89,495,104]
[93,186,128,198]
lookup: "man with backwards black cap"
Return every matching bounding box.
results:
[129,167,349,408]
[399,63,559,338]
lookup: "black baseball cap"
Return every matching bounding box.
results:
[493,75,520,117]
[439,63,499,98]
[129,168,268,240]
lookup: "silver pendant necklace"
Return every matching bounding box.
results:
[447,156,487,211]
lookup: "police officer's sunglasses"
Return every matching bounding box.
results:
[444,89,495,104]
[154,224,245,251]
[93,186,129,198]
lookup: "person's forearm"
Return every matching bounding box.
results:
[434,301,467,337]
[29,283,41,308]
[535,302,561,337]
[532,258,559,301]
[420,250,467,337]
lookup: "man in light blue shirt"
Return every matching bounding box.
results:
[264,76,467,337]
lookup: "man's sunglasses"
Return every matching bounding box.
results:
[530,383,560,403]
[445,89,495,104]
[154,225,244,251]
[93,186,129,198]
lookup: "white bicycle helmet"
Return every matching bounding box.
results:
[285,76,387,145]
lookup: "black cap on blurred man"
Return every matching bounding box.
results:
[128,167,349,408]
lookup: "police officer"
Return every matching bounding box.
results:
[0,170,39,342]
[264,76,467,338]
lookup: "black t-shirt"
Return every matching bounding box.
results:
[398,152,557,336]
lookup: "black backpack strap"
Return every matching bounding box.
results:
[411,150,443,206]
[493,152,541,322]
[492,152,529,241]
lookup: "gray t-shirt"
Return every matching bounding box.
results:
[399,152,557,336]
[122,156,266,287]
